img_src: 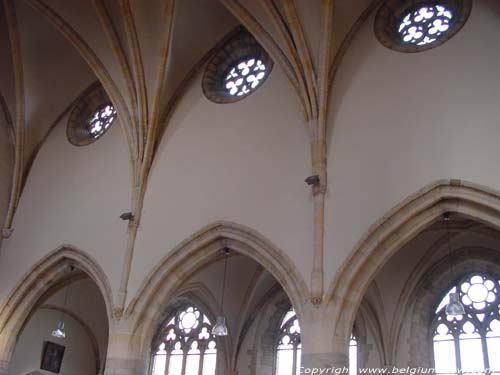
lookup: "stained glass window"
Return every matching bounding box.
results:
[276,308,301,375]
[398,4,453,47]
[152,306,218,375]
[224,58,267,97]
[88,103,117,139]
[432,274,500,375]
[349,334,358,375]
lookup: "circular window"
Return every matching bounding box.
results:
[67,84,117,146]
[224,57,268,97]
[374,0,472,53]
[88,103,117,139]
[203,29,273,103]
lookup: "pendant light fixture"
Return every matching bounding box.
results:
[443,213,465,317]
[52,267,73,339]
[212,249,229,336]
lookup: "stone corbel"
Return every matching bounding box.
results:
[1,227,13,239]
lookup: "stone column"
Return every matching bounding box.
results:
[0,360,8,375]
[104,327,147,375]
[301,351,348,374]
[104,358,146,375]
[300,307,349,374]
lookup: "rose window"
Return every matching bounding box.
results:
[398,5,453,46]
[202,28,273,103]
[224,58,267,97]
[88,104,117,139]
[374,0,472,53]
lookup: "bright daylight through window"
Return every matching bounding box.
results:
[224,58,267,97]
[398,4,453,46]
[152,306,218,375]
[88,104,117,139]
[432,274,500,375]
[276,308,301,375]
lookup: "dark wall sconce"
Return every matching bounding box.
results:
[305,175,320,186]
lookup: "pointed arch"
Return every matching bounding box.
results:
[326,179,500,341]
[407,247,500,367]
[126,221,309,356]
[0,245,113,360]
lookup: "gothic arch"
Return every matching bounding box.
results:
[0,245,113,361]
[326,179,500,341]
[126,221,309,357]
[407,247,500,367]
[148,282,232,375]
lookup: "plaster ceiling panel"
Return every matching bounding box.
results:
[129,0,170,112]
[159,0,238,116]
[330,0,376,67]
[0,5,17,121]
[35,0,134,111]
[17,0,96,158]
[245,269,281,318]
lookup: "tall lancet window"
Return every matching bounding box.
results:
[276,308,301,375]
[349,333,358,375]
[432,274,500,375]
[151,305,218,375]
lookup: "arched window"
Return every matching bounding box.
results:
[151,305,218,375]
[202,29,273,104]
[276,308,301,375]
[349,333,358,375]
[67,84,118,146]
[432,274,500,375]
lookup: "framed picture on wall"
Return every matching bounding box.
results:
[40,341,65,374]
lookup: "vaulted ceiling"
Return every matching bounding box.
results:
[0,0,377,236]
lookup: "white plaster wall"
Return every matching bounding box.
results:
[131,64,312,300]
[9,309,96,375]
[325,0,500,286]
[0,114,131,304]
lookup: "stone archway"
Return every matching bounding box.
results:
[0,246,113,374]
[326,179,500,342]
[112,221,309,375]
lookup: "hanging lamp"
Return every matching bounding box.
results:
[212,249,229,336]
[443,213,465,317]
[52,267,73,339]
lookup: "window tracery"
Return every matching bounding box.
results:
[349,333,358,375]
[67,84,117,146]
[203,28,273,104]
[374,0,472,53]
[276,308,301,375]
[88,104,117,139]
[398,4,453,47]
[432,274,500,375]
[224,57,268,97]
[152,305,218,375]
